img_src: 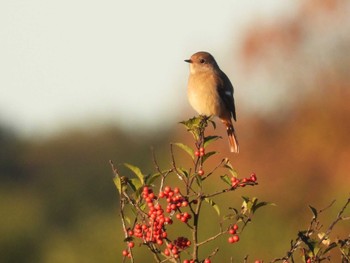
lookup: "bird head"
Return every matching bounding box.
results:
[185,51,219,74]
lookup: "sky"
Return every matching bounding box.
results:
[0,1,291,138]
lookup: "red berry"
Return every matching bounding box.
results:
[198,169,204,176]
[171,247,178,254]
[128,241,135,248]
[233,224,239,230]
[183,260,190,263]
[204,258,211,263]
[199,151,205,157]
[229,228,236,235]
[228,236,235,243]
[122,250,128,256]
[250,173,257,182]
[199,147,205,153]
[164,248,170,256]
[232,235,239,242]
[174,187,180,194]
[194,150,200,157]
[254,260,262,263]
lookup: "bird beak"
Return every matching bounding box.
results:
[184,59,192,63]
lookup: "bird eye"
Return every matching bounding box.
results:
[199,58,206,64]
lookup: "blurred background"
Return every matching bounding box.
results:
[1,0,349,262]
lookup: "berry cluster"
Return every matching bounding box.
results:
[176,212,192,223]
[123,186,193,258]
[227,224,240,244]
[164,237,190,259]
[174,236,191,249]
[194,147,206,176]
[122,248,131,258]
[124,187,172,251]
[159,186,189,213]
[231,173,257,189]
[194,147,205,157]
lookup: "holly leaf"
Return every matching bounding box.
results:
[220,174,231,186]
[208,119,216,129]
[242,196,274,214]
[223,161,238,177]
[123,163,144,185]
[204,135,221,147]
[173,143,195,160]
[128,178,142,192]
[252,200,275,213]
[145,172,162,185]
[202,151,217,163]
[179,168,190,178]
[113,175,122,194]
[204,197,220,216]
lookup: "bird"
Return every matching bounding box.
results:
[185,51,239,153]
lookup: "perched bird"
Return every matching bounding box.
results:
[185,51,239,153]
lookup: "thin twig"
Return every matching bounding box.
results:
[201,158,227,181]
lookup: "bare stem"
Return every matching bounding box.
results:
[192,196,203,260]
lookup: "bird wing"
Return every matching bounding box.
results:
[217,71,237,121]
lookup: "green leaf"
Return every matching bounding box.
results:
[220,174,232,186]
[128,178,142,192]
[202,151,217,163]
[204,135,221,147]
[173,143,195,160]
[204,197,220,216]
[223,213,236,220]
[180,116,205,132]
[145,172,162,185]
[223,162,238,177]
[123,163,144,185]
[113,175,122,194]
[208,119,216,129]
[228,207,239,215]
[179,168,190,178]
[241,196,254,214]
[252,200,275,213]
[124,216,131,225]
[139,202,147,211]
[309,205,318,219]
[298,232,318,253]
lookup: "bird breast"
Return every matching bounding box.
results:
[187,72,222,116]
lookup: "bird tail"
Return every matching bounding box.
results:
[226,122,239,153]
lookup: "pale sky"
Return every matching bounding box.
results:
[0,1,291,137]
